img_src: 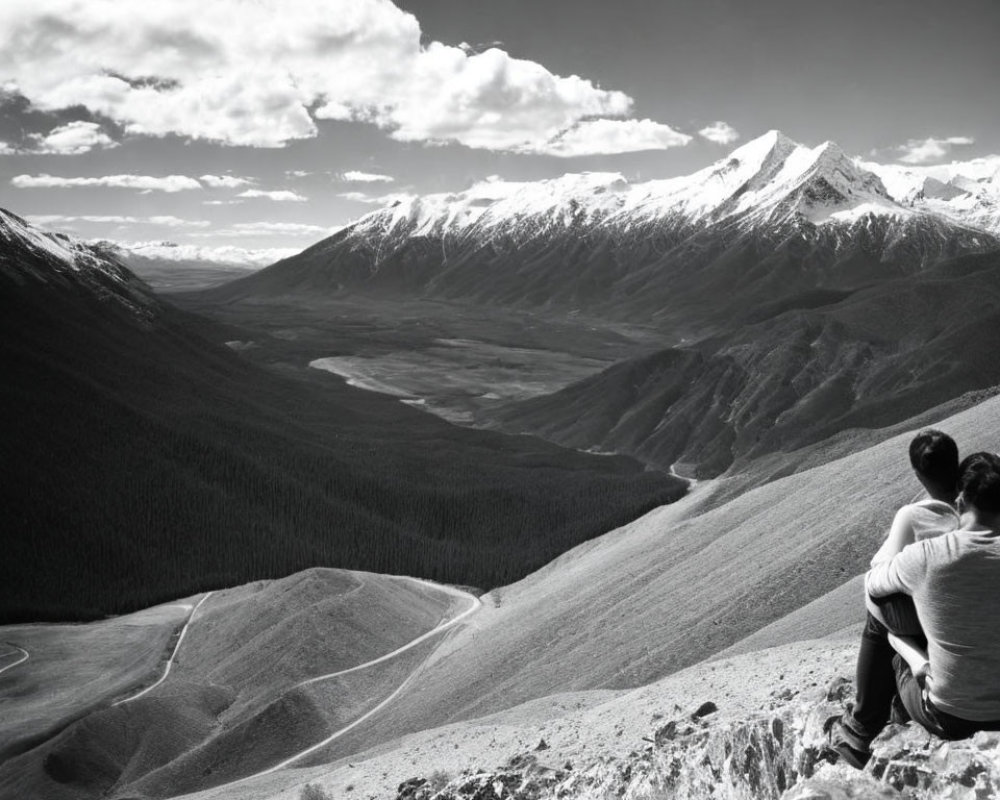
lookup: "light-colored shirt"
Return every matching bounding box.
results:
[870,499,960,567]
[867,529,1000,721]
[865,499,959,622]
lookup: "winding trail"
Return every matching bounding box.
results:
[0,644,29,677]
[237,577,481,781]
[113,591,214,707]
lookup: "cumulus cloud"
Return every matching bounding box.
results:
[698,121,740,146]
[532,118,691,158]
[0,141,14,155]
[897,136,975,165]
[200,174,253,188]
[236,189,307,202]
[12,173,202,192]
[342,170,395,183]
[28,121,117,154]
[28,214,209,228]
[0,0,684,155]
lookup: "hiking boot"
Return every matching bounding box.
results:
[824,716,872,769]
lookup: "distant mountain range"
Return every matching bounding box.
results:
[213,131,999,335]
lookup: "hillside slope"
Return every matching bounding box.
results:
[0,570,467,799]
[286,392,1000,771]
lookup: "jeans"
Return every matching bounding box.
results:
[844,608,1000,744]
[842,612,899,741]
[892,655,1000,740]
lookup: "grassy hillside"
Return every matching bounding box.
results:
[0,570,465,798]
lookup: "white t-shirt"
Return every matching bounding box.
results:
[870,499,960,567]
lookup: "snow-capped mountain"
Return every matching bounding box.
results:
[860,158,1000,235]
[0,208,156,319]
[340,131,928,248]
[217,131,999,330]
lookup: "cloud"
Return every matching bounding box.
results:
[286,169,311,178]
[191,222,339,238]
[532,118,692,158]
[342,170,395,183]
[114,240,299,267]
[897,136,975,165]
[236,189,307,202]
[698,121,740,146]
[28,214,209,228]
[12,173,202,192]
[200,174,253,188]
[0,141,14,155]
[27,120,117,154]
[203,199,245,206]
[338,190,415,205]
[0,0,678,154]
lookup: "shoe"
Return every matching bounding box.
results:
[824,716,872,769]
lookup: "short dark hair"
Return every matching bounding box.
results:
[959,453,1000,515]
[909,429,959,490]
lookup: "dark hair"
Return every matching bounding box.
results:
[909,429,959,490]
[959,453,1000,516]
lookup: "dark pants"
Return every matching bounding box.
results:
[845,604,1000,744]
[842,612,900,741]
[892,655,1000,740]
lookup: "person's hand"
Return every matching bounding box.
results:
[915,661,932,691]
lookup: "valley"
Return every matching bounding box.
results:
[171,292,665,425]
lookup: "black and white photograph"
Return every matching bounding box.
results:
[2,1,1000,797]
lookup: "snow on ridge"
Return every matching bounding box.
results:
[0,208,145,291]
[1,208,88,271]
[344,131,940,246]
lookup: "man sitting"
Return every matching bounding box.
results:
[866,452,1000,740]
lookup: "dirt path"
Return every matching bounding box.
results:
[0,643,29,677]
[234,577,481,781]
[113,591,214,706]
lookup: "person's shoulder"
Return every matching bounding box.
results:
[908,499,960,535]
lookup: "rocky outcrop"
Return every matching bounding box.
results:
[395,678,1000,800]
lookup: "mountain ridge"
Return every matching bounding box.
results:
[207,131,998,336]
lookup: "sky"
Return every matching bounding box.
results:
[0,0,997,256]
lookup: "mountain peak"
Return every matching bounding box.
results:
[725,129,801,170]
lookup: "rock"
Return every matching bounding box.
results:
[782,763,902,799]
[534,738,549,751]
[826,677,853,704]
[396,776,428,800]
[867,722,1000,798]
[396,679,1000,800]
